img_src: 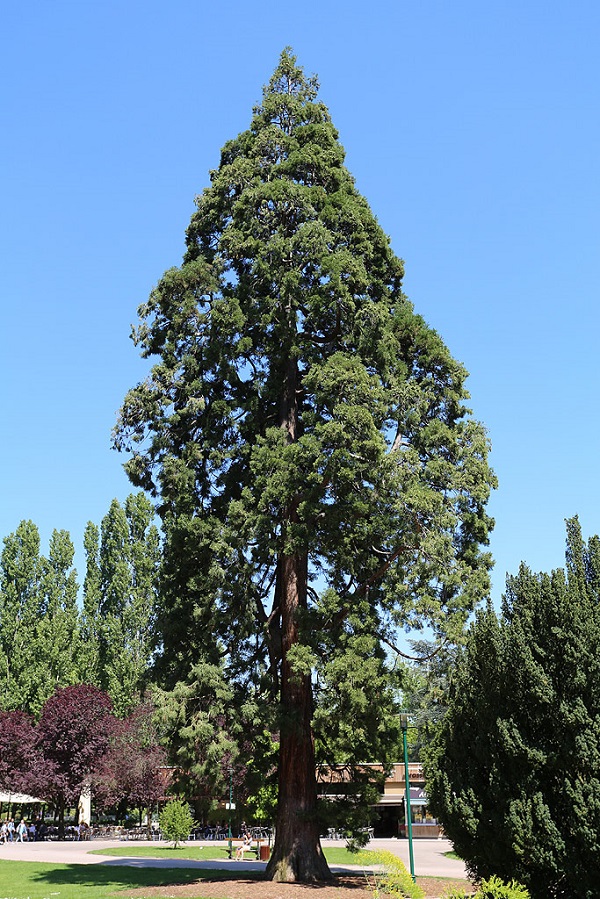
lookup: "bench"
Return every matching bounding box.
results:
[223,839,263,860]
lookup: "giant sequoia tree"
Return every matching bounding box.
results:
[114,49,495,882]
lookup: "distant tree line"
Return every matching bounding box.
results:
[0,491,281,828]
[0,492,159,717]
[0,684,165,836]
[0,493,274,829]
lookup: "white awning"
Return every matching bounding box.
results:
[0,792,45,804]
[375,794,405,806]
[375,788,428,807]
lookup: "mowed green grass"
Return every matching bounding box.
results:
[0,859,236,899]
[89,844,369,866]
[0,852,472,899]
[90,843,233,861]
[0,847,374,898]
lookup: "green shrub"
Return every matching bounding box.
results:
[426,522,600,899]
[477,877,530,899]
[158,798,196,848]
[444,875,530,899]
[358,849,424,898]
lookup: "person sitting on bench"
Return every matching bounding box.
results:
[235,831,253,860]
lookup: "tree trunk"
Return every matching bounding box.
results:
[265,550,333,883]
[265,347,332,882]
[58,798,65,840]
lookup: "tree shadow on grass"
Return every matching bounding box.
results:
[0,862,373,899]
[28,862,261,892]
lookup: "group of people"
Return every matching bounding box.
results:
[0,818,34,842]
[0,819,90,842]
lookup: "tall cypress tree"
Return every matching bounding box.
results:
[114,49,495,881]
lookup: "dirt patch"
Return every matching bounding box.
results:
[123,872,476,898]
[124,873,371,899]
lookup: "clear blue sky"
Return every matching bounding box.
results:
[2,0,599,604]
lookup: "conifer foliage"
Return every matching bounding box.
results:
[425,517,600,899]
[114,49,495,881]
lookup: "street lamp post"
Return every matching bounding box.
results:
[400,713,416,883]
[228,766,233,858]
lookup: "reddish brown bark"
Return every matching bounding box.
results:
[266,349,332,883]
[266,550,333,882]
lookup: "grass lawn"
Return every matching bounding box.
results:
[0,854,475,899]
[90,844,368,866]
[89,844,234,861]
[0,848,373,899]
[0,859,232,899]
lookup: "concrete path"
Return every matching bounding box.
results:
[0,836,468,879]
[355,837,467,879]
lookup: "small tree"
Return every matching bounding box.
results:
[425,517,600,899]
[159,797,195,848]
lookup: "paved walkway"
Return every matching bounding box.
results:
[0,836,467,879]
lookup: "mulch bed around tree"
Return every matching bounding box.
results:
[124,872,476,898]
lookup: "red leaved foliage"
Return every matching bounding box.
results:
[36,684,116,807]
[93,699,166,813]
[0,709,43,795]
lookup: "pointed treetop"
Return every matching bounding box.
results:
[253,48,328,134]
[264,47,319,102]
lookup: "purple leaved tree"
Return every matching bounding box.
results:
[93,700,166,836]
[0,710,45,796]
[36,685,115,835]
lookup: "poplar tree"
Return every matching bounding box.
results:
[34,529,81,708]
[0,521,43,710]
[0,523,80,714]
[82,494,160,715]
[114,49,495,882]
[80,520,103,686]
